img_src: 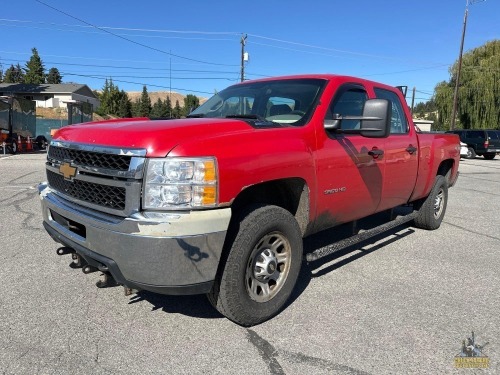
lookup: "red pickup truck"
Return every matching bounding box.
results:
[39,74,460,326]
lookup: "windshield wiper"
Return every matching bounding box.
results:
[225,114,278,126]
[225,114,265,120]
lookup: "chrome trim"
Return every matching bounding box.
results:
[47,156,145,179]
[49,141,147,157]
[46,164,142,217]
[48,141,146,179]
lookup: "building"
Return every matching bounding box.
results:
[0,83,99,110]
[413,119,434,132]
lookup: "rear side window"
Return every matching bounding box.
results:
[486,130,500,140]
[468,130,485,139]
[374,88,409,134]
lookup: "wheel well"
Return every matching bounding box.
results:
[437,159,454,184]
[230,178,309,236]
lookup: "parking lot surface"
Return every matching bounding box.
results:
[0,153,498,374]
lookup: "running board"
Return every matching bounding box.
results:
[305,211,418,262]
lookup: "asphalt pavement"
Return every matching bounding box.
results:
[0,152,498,374]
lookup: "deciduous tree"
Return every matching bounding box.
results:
[433,39,499,130]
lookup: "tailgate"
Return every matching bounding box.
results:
[486,130,500,152]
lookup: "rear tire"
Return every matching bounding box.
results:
[413,175,448,230]
[483,153,496,160]
[466,147,476,159]
[8,140,18,155]
[208,204,303,326]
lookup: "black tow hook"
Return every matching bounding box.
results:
[69,253,87,269]
[82,265,99,274]
[56,247,75,256]
[96,273,119,289]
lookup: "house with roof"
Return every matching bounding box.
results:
[0,83,99,110]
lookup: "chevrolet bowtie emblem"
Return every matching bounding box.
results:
[59,162,77,180]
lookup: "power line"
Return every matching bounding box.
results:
[60,71,238,81]
[0,18,241,36]
[0,22,237,43]
[61,72,215,95]
[33,0,238,67]
[0,57,238,74]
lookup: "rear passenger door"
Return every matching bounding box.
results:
[374,88,419,211]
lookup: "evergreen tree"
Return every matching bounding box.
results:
[164,96,173,118]
[117,91,132,118]
[183,94,200,116]
[4,64,24,83]
[150,98,164,118]
[95,79,127,117]
[24,48,46,84]
[139,86,152,117]
[46,67,63,84]
[131,99,141,117]
[173,100,182,118]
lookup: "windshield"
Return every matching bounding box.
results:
[189,78,326,126]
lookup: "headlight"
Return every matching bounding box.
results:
[143,157,218,209]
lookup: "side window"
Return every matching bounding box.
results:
[374,88,409,134]
[327,88,367,130]
[469,131,484,139]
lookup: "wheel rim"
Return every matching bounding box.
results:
[467,150,472,158]
[246,231,292,303]
[433,188,445,219]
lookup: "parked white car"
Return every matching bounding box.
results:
[460,142,471,158]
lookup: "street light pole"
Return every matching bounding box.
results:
[450,0,485,130]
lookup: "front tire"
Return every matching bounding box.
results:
[208,204,303,326]
[413,175,448,230]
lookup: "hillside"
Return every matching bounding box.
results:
[127,91,197,106]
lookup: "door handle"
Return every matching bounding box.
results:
[406,145,417,154]
[368,149,384,157]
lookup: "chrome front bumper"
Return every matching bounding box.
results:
[39,183,231,295]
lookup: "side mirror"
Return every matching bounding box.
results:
[360,99,391,138]
[324,98,391,138]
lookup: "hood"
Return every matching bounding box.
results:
[52,118,255,157]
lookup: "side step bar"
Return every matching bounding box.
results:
[305,211,418,262]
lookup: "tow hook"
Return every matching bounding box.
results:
[69,253,87,269]
[124,287,139,296]
[96,273,118,289]
[56,247,75,256]
[82,265,98,274]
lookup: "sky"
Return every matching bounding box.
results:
[1,0,499,104]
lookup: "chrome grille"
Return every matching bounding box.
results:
[47,170,126,210]
[48,146,131,171]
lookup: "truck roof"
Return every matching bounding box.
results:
[233,74,399,92]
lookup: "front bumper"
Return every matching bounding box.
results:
[39,183,231,295]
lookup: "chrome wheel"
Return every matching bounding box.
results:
[433,188,445,219]
[246,232,291,303]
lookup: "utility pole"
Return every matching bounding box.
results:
[240,34,247,82]
[169,51,172,118]
[411,87,416,115]
[450,0,485,130]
